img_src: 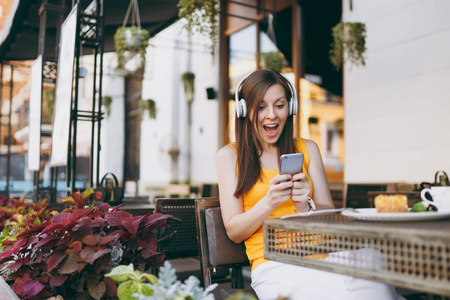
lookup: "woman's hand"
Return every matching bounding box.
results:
[264,174,294,209]
[291,172,312,212]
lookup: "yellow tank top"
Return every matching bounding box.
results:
[231,138,312,272]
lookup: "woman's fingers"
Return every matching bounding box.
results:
[292,179,309,190]
[291,173,311,202]
[291,172,307,182]
[265,174,294,206]
[271,173,292,185]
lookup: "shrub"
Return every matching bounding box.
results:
[0,189,171,300]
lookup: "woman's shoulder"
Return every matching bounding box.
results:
[216,144,237,161]
[303,138,321,157]
[303,138,318,148]
[296,138,316,150]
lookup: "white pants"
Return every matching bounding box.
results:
[251,250,406,300]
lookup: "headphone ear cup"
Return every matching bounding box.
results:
[290,97,298,115]
[239,99,247,118]
[94,187,108,202]
[112,187,124,205]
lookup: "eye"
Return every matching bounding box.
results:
[276,104,285,109]
[259,105,266,111]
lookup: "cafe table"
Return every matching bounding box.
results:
[263,209,450,297]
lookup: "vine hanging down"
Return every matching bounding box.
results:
[178,0,219,55]
[329,22,367,70]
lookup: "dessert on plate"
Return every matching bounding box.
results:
[374,194,408,213]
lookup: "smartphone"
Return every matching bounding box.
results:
[280,153,304,176]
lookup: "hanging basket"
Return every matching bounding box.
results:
[260,51,285,72]
[114,26,149,72]
[329,22,367,70]
[114,0,149,72]
[140,98,157,119]
[102,96,112,117]
[181,72,195,103]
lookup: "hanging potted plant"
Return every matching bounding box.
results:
[260,51,285,72]
[181,72,195,103]
[102,95,113,117]
[114,0,150,72]
[178,0,219,55]
[114,27,149,72]
[139,98,157,119]
[329,22,367,70]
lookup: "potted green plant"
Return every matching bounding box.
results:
[114,26,150,72]
[260,51,285,72]
[329,22,367,70]
[181,72,195,103]
[102,96,113,117]
[178,0,218,55]
[0,190,171,299]
[139,98,157,119]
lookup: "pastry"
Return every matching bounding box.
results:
[374,194,408,213]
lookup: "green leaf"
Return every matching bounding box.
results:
[117,281,153,300]
[411,202,427,212]
[142,273,158,284]
[117,281,134,300]
[105,264,137,282]
[174,295,194,300]
[128,282,153,297]
[82,188,94,199]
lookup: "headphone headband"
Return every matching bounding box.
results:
[100,172,119,187]
[234,70,298,118]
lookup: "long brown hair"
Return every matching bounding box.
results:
[234,69,297,198]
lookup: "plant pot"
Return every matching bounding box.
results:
[114,26,149,72]
[0,277,20,300]
[329,22,367,70]
[181,72,195,103]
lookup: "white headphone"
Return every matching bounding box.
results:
[234,71,298,118]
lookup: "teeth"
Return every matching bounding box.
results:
[265,124,277,128]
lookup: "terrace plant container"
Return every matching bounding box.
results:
[329,22,367,70]
[114,0,149,72]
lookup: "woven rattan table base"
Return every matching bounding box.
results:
[264,212,450,296]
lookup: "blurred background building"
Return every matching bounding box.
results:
[0,0,448,205]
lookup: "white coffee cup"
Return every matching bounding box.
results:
[420,186,450,210]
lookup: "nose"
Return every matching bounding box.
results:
[267,106,276,119]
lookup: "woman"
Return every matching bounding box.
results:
[216,69,404,300]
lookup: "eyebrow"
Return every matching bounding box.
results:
[261,96,287,103]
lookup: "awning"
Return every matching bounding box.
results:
[0,0,180,61]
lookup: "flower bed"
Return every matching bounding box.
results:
[0,190,171,299]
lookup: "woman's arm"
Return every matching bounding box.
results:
[216,145,292,243]
[305,139,335,210]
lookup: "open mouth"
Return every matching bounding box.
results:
[263,124,279,136]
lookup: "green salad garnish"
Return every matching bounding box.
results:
[411,202,427,212]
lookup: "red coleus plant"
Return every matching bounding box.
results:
[0,196,54,233]
[0,189,171,300]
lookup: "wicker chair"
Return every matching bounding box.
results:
[153,198,201,280]
[155,198,199,259]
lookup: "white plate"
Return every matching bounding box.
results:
[341,208,450,221]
